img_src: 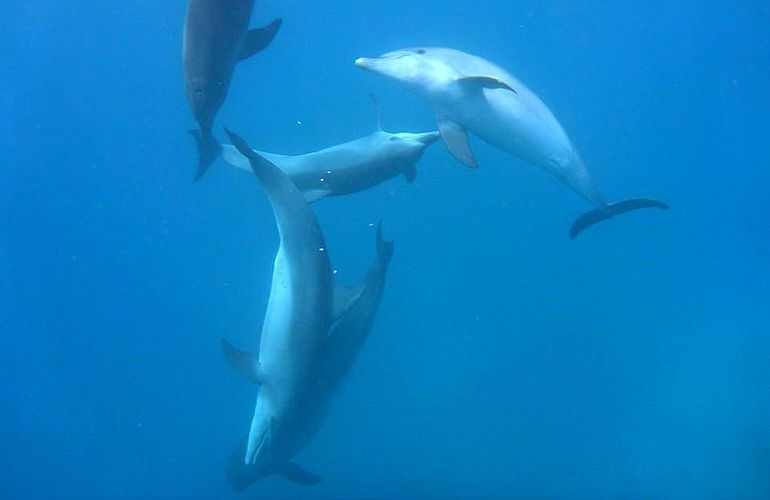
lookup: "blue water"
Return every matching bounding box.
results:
[3,1,769,498]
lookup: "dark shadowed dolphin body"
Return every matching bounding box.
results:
[221,129,394,491]
[183,0,280,180]
[355,47,669,238]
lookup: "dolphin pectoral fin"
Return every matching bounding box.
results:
[189,129,222,181]
[220,338,261,383]
[402,163,417,183]
[333,281,365,322]
[238,19,282,61]
[458,76,517,94]
[435,113,477,168]
[276,462,322,486]
[569,198,670,239]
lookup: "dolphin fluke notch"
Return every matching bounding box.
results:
[189,129,222,181]
[569,198,670,239]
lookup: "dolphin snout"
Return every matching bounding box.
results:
[355,57,377,72]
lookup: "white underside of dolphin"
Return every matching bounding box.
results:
[355,47,668,238]
[220,129,394,491]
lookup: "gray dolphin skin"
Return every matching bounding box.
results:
[183,0,281,180]
[355,47,669,238]
[221,129,393,490]
[221,105,440,202]
[225,223,394,491]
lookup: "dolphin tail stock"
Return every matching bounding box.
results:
[224,128,322,246]
[238,18,282,61]
[189,128,222,181]
[223,127,299,195]
[569,198,670,239]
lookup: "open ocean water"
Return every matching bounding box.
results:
[3,1,769,498]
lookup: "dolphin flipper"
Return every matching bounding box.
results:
[238,19,282,61]
[570,198,670,239]
[402,163,417,183]
[190,129,222,181]
[436,113,477,168]
[458,76,517,94]
[220,338,261,383]
[277,462,322,485]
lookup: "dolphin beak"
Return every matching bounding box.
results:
[355,57,373,71]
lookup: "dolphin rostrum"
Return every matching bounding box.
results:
[355,47,669,238]
[221,98,439,202]
[221,129,393,490]
[183,1,280,180]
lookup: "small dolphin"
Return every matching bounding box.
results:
[221,129,393,489]
[183,0,281,180]
[355,47,669,238]
[221,99,439,202]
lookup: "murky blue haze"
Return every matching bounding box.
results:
[3,1,769,498]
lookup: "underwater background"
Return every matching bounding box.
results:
[3,1,769,498]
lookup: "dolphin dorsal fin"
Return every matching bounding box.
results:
[220,338,262,383]
[369,93,382,132]
[238,19,282,61]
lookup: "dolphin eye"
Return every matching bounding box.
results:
[415,48,426,54]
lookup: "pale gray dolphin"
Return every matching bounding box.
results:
[221,101,439,202]
[225,223,394,491]
[355,47,669,238]
[221,129,392,489]
[183,1,280,180]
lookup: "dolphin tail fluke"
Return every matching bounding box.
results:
[277,462,322,486]
[238,19,282,61]
[569,198,670,239]
[376,221,394,263]
[189,128,222,181]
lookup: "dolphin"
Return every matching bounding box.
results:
[183,0,281,180]
[221,99,440,202]
[225,223,394,491]
[221,129,393,489]
[355,47,669,238]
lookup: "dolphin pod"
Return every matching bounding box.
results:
[355,47,669,238]
[221,129,393,488]
[181,3,670,493]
